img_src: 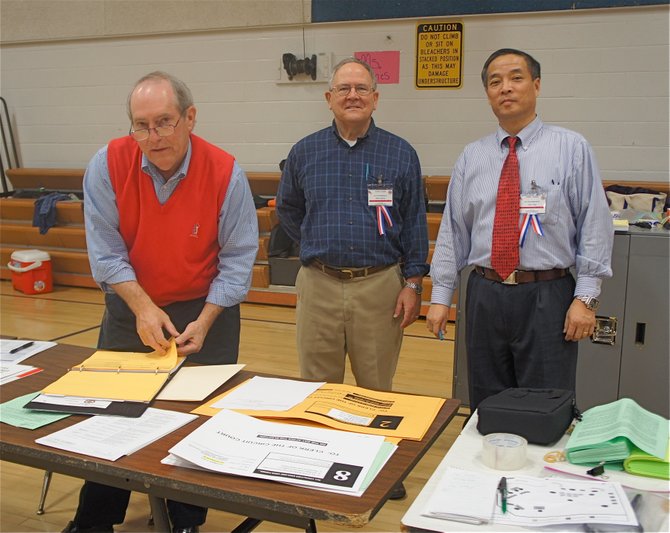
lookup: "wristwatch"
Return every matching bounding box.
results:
[404,281,423,295]
[574,295,600,311]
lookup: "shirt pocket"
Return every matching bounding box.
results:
[539,185,563,226]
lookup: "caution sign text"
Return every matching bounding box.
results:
[416,21,463,89]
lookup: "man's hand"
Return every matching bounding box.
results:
[111,281,178,353]
[175,303,223,356]
[563,298,597,342]
[135,306,179,353]
[426,304,450,339]
[394,287,422,329]
[174,320,208,356]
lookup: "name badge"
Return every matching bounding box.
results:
[520,193,546,214]
[368,186,393,206]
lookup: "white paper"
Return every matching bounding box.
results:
[168,409,387,495]
[421,466,498,525]
[492,475,640,528]
[163,441,398,495]
[156,364,245,401]
[212,376,324,411]
[35,408,198,461]
[0,340,56,364]
[544,462,670,493]
[0,364,42,385]
[31,394,112,408]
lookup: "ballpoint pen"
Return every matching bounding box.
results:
[498,476,508,514]
[9,341,34,354]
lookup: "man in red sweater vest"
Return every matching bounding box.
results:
[64,72,258,533]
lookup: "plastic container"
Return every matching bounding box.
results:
[8,249,53,294]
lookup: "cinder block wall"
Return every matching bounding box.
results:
[0,4,667,182]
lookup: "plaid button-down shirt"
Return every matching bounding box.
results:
[277,120,429,279]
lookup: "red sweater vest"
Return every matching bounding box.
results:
[107,134,234,306]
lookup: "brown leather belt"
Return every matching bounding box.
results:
[475,266,570,285]
[312,258,393,280]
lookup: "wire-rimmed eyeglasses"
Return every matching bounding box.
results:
[129,117,181,141]
[330,84,375,97]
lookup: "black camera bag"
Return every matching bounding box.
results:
[477,388,579,445]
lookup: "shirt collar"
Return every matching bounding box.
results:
[141,139,192,183]
[496,116,543,151]
[330,118,377,145]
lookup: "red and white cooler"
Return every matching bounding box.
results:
[8,249,53,294]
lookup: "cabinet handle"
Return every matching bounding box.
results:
[635,322,646,345]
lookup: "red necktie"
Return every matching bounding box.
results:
[491,136,520,280]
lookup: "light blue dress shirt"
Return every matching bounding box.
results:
[430,116,613,306]
[83,140,259,309]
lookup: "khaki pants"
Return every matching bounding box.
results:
[295,264,404,391]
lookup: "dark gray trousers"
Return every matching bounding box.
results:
[465,270,578,411]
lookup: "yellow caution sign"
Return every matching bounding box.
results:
[415,21,463,89]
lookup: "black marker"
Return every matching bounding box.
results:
[9,341,34,354]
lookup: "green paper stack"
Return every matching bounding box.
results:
[565,398,669,479]
[623,441,670,480]
[566,435,633,465]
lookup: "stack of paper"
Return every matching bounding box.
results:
[166,409,395,496]
[1,364,42,385]
[36,408,197,461]
[420,467,498,525]
[623,441,670,480]
[566,398,669,475]
[492,476,640,529]
[568,435,634,463]
[194,376,445,441]
[0,340,56,364]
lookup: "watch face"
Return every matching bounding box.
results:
[405,282,422,294]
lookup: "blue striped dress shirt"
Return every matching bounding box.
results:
[430,116,613,306]
[276,120,429,279]
[83,140,259,308]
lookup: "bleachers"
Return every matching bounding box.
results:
[4,167,664,315]
[0,169,281,297]
[0,168,450,312]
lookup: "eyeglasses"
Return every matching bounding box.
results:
[129,117,181,141]
[330,84,375,97]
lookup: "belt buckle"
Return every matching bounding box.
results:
[502,270,518,285]
[340,269,355,280]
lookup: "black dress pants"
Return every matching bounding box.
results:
[465,271,578,411]
[73,293,241,529]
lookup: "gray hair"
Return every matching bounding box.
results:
[126,71,194,120]
[329,58,378,90]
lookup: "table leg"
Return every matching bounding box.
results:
[36,470,52,515]
[231,517,262,532]
[148,495,171,532]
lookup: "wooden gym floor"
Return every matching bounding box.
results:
[0,280,466,532]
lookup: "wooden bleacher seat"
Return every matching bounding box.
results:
[5,168,84,197]
[246,172,281,197]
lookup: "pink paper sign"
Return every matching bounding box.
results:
[354,51,400,84]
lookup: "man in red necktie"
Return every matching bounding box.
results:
[427,49,613,410]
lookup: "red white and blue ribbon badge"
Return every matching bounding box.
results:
[377,205,393,235]
[519,213,544,247]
